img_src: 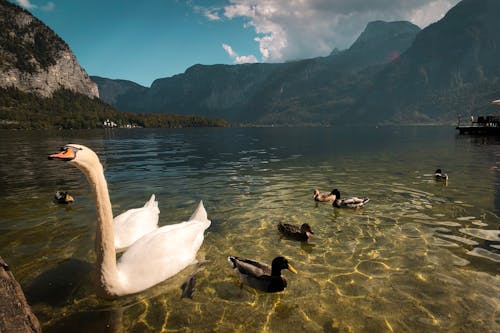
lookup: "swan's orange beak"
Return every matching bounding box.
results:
[48,146,76,161]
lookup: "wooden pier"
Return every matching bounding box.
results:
[456,115,500,135]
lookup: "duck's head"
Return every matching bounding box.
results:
[332,189,340,198]
[49,144,100,172]
[271,256,297,276]
[435,169,448,180]
[300,223,314,238]
[313,189,319,198]
[54,191,74,204]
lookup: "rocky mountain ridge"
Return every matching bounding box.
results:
[94,0,500,125]
[0,0,98,98]
[95,20,421,124]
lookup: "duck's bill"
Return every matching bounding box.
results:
[65,194,74,202]
[48,146,76,161]
[287,264,298,274]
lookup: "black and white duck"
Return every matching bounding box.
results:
[53,191,74,204]
[332,189,369,208]
[435,169,449,181]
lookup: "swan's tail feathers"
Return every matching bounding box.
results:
[144,194,158,208]
[189,201,211,228]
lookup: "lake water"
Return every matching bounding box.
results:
[0,126,499,333]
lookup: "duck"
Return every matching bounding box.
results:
[227,256,297,293]
[49,144,211,297]
[277,222,314,241]
[113,194,159,252]
[53,191,74,204]
[435,169,449,181]
[313,189,336,202]
[331,189,369,208]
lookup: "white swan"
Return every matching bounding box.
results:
[49,144,211,297]
[113,194,159,252]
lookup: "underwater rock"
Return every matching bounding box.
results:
[0,256,41,333]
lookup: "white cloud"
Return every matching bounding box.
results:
[235,54,258,64]
[16,0,55,11]
[16,0,37,9]
[217,0,460,63]
[222,43,258,64]
[41,1,55,12]
[407,0,455,28]
[194,5,221,21]
[222,43,237,57]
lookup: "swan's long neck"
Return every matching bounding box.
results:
[76,159,121,297]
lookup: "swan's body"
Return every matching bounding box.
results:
[113,194,159,252]
[434,169,449,181]
[332,189,369,208]
[277,222,314,241]
[49,144,211,297]
[313,189,335,202]
[227,256,297,292]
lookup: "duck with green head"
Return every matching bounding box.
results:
[435,169,449,181]
[227,256,297,292]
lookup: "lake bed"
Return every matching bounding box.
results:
[0,126,498,332]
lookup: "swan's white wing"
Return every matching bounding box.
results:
[142,194,158,208]
[189,200,207,222]
[113,194,160,251]
[116,201,210,294]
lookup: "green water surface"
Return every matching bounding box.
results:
[0,126,498,332]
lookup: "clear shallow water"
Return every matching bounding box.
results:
[0,126,499,333]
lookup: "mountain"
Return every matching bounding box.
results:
[97,20,420,124]
[91,0,500,125]
[0,0,98,98]
[328,20,420,68]
[358,0,500,123]
[91,76,147,107]
[0,0,228,129]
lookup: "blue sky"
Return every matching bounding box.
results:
[13,0,460,87]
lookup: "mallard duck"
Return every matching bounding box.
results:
[49,144,211,297]
[313,189,335,202]
[277,222,314,241]
[227,256,297,292]
[54,191,74,204]
[332,189,369,208]
[435,169,449,181]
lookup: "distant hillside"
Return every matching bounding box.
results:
[358,0,500,123]
[0,0,228,129]
[96,20,420,124]
[95,0,500,125]
[0,87,229,129]
[327,20,421,68]
[91,76,147,107]
[0,0,98,98]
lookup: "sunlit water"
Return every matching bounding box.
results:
[0,126,499,333]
